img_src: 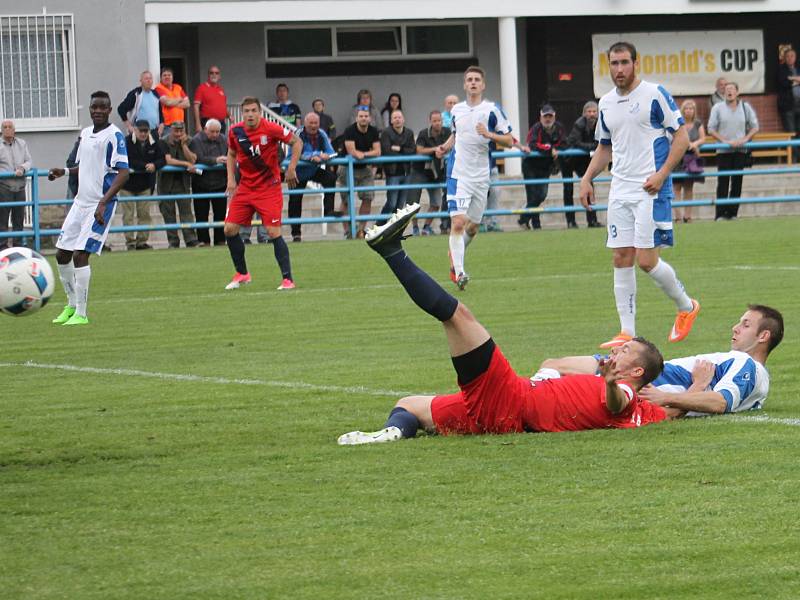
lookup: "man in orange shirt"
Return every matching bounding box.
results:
[155,67,190,137]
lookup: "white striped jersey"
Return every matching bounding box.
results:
[652,350,769,416]
[74,124,128,209]
[447,100,511,183]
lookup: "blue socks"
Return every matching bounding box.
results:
[272,235,292,280]
[385,407,420,439]
[384,250,458,322]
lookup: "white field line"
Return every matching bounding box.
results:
[727,415,800,427]
[0,361,416,398]
[95,264,799,305]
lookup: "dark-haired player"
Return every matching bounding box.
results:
[48,91,129,325]
[337,205,679,445]
[224,96,301,290]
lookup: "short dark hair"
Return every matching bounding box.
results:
[90,90,111,103]
[241,96,261,109]
[276,83,288,91]
[160,67,173,75]
[608,41,637,61]
[632,336,664,386]
[464,65,485,80]
[429,109,442,119]
[748,304,784,354]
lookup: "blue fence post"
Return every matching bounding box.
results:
[31,169,41,252]
[346,155,357,238]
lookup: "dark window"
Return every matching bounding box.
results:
[267,28,332,59]
[406,25,470,55]
[336,28,401,55]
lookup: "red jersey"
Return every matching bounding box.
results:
[228,118,293,192]
[526,375,667,432]
[194,81,228,120]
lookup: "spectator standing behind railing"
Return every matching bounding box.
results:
[0,120,31,249]
[708,82,759,221]
[157,121,202,248]
[776,48,800,162]
[564,101,601,228]
[312,98,337,139]
[337,106,381,239]
[189,118,228,246]
[380,93,402,129]
[193,65,229,134]
[155,68,190,138]
[118,70,164,138]
[349,89,382,132]
[290,112,338,243]
[379,109,415,221]
[519,104,567,230]
[442,95,459,129]
[407,110,451,236]
[672,100,706,224]
[709,77,727,110]
[121,120,165,250]
[267,83,302,127]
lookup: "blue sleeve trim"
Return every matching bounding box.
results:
[600,139,611,145]
[114,162,129,170]
[657,85,679,111]
[720,389,734,413]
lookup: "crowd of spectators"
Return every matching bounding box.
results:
[5,45,800,250]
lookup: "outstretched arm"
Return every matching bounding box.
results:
[539,356,600,376]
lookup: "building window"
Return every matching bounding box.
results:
[265,21,472,63]
[0,13,78,131]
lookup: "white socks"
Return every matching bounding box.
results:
[449,233,465,275]
[463,229,476,249]
[57,262,77,307]
[74,265,91,318]
[614,266,637,336]
[647,259,693,312]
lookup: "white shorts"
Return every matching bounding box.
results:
[447,177,489,224]
[56,200,117,254]
[606,195,673,249]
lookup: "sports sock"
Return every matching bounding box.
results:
[531,367,562,382]
[384,407,419,439]
[449,232,465,275]
[226,234,248,274]
[56,262,76,307]
[463,229,476,249]
[647,259,694,312]
[73,265,91,318]
[614,266,636,336]
[385,250,458,322]
[271,236,292,280]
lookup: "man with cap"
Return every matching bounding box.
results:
[157,120,201,248]
[519,104,567,230]
[121,120,165,250]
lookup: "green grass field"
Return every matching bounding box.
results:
[2,216,799,599]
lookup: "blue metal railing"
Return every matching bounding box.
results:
[1,139,799,249]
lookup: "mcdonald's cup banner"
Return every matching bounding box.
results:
[592,31,765,97]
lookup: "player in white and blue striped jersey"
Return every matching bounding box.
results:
[533,304,784,417]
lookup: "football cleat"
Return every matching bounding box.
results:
[599,332,633,349]
[63,313,89,326]
[277,278,296,291]
[337,426,403,446]
[52,305,76,324]
[456,272,470,291]
[365,203,420,257]
[668,299,701,343]
[225,272,251,290]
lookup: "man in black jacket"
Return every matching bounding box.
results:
[520,105,567,230]
[121,120,165,250]
[777,48,800,161]
[564,101,601,228]
[189,119,228,245]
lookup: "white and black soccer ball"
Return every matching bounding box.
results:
[0,247,56,316]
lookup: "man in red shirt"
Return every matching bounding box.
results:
[338,204,678,445]
[224,96,302,290]
[193,65,229,133]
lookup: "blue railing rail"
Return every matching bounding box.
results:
[2,138,799,248]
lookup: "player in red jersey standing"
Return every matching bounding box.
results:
[224,96,302,290]
[337,204,680,445]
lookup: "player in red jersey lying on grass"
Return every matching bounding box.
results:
[337,204,681,445]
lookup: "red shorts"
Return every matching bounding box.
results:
[225,186,284,227]
[430,346,534,435]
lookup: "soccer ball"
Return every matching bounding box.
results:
[0,247,56,316]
